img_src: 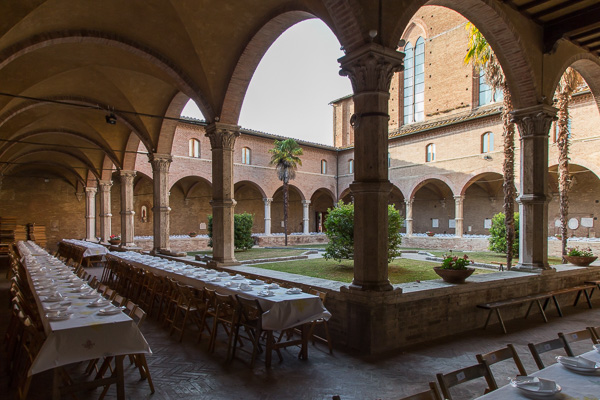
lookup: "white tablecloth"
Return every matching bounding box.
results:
[109,252,332,331]
[474,349,600,399]
[63,239,109,257]
[17,242,151,376]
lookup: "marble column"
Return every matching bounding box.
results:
[98,180,112,243]
[511,104,557,271]
[454,195,465,238]
[150,154,172,253]
[302,200,311,234]
[339,43,404,291]
[206,123,239,266]
[263,197,273,235]
[119,170,136,247]
[85,186,97,241]
[405,198,414,237]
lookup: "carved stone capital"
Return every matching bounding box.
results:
[149,153,172,173]
[205,123,240,150]
[98,180,113,191]
[85,186,97,197]
[263,197,273,206]
[404,198,414,206]
[510,104,557,139]
[119,170,136,185]
[338,43,405,94]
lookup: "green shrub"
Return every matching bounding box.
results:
[207,213,254,251]
[488,212,519,256]
[323,201,403,263]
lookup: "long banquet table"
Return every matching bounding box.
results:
[62,239,109,257]
[474,349,600,399]
[17,241,151,399]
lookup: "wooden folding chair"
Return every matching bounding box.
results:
[589,326,600,344]
[307,288,332,354]
[398,383,442,400]
[559,328,597,355]
[208,292,238,360]
[169,283,208,342]
[436,362,497,400]
[476,343,527,379]
[528,336,573,370]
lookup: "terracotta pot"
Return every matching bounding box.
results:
[426,232,435,237]
[108,239,121,245]
[433,266,475,284]
[564,255,597,267]
[189,233,198,237]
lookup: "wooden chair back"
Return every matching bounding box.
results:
[559,329,596,355]
[112,293,127,307]
[398,383,442,400]
[436,362,497,400]
[528,336,573,370]
[476,343,527,377]
[589,326,600,344]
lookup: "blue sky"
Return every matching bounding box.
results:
[181,19,352,146]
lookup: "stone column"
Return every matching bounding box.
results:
[98,180,112,243]
[206,123,239,266]
[511,104,557,271]
[454,195,465,238]
[119,170,136,247]
[150,154,172,254]
[339,43,404,291]
[405,198,414,236]
[263,197,272,235]
[85,186,97,241]
[302,200,311,234]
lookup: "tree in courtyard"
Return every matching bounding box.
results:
[464,23,516,269]
[555,68,583,261]
[269,138,303,246]
[489,212,519,257]
[207,213,254,251]
[323,201,403,263]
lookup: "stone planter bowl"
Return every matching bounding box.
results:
[564,255,597,267]
[108,239,121,245]
[189,233,198,237]
[433,266,475,284]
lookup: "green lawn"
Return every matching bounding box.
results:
[187,248,306,261]
[251,257,492,284]
[426,250,563,266]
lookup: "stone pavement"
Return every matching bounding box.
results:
[3,265,600,400]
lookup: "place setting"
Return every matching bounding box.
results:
[509,376,562,398]
[46,310,74,321]
[556,354,600,374]
[97,306,126,316]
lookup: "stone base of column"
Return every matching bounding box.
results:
[151,248,187,257]
[339,286,403,353]
[347,280,395,292]
[207,259,241,268]
[512,264,555,273]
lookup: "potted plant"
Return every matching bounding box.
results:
[434,252,475,283]
[426,231,435,237]
[108,234,121,245]
[189,231,198,237]
[565,247,597,266]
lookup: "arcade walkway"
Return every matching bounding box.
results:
[2,266,599,400]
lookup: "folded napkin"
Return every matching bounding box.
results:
[511,376,559,393]
[557,356,598,369]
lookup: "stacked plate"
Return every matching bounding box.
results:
[509,376,561,397]
[556,355,600,374]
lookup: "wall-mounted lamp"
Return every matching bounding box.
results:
[105,113,117,125]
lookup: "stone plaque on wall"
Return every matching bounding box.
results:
[484,219,492,229]
[448,219,455,228]
[581,218,594,228]
[432,219,439,228]
[199,222,206,230]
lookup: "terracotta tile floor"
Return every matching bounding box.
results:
[2,267,600,400]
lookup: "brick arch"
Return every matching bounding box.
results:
[271,184,306,201]
[3,148,101,180]
[321,0,366,53]
[308,187,335,202]
[122,133,143,171]
[0,30,214,120]
[234,180,267,199]
[156,92,190,155]
[401,19,428,42]
[458,171,504,197]
[550,54,600,114]
[339,187,352,203]
[388,0,538,109]
[169,175,213,200]
[409,175,456,199]
[100,155,116,181]
[550,159,600,183]
[2,161,85,185]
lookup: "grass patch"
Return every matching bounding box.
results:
[252,257,492,284]
[426,250,563,266]
[187,248,306,261]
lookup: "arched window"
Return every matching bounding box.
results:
[321,160,327,174]
[188,138,200,158]
[481,132,494,153]
[478,72,503,106]
[348,159,354,174]
[426,143,435,162]
[403,37,425,124]
[241,147,251,165]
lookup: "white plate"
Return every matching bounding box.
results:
[266,284,280,289]
[218,272,230,277]
[258,291,275,297]
[46,312,73,321]
[240,286,253,292]
[98,307,124,315]
[510,377,561,397]
[556,356,600,373]
[231,275,245,280]
[44,304,70,312]
[249,280,264,285]
[79,293,100,299]
[209,277,221,282]
[42,296,65,302]
[88,300,111,308]
[286,289,302,294]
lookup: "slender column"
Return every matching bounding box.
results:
[263,197,273,235]
[511,104,556,271]
[206,123,239,266]
[119,170,136,247]
[85,187,97,241]
[302,200,311,234]
[339,43,404,291]
[454,195,465,238]
[150,154,172,253]
[98,180,112,243]
[405,198,414,236]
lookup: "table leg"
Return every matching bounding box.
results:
[52,368,61,400]
[115,355,125,400]
[299,323,309,360]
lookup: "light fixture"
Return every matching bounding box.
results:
[105,113,117,125]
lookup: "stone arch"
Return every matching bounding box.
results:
[235,180,268,233]
[156,92,191,155]
[3,148,101,180]
[100,156,117,181]
[389,0,538,109]
[550,54,600,114]
[170,175,213,236]
[0,30,214,120]
[401,19,428,42]
[389,184,406,216]
[410,177,455,234]
[122,133,143,171]
[461,172,506,235]
[271,184,305,234]
[310,188,336,233]
[339,187,353,203]
[2,161,85,186]
[409,175,456,199]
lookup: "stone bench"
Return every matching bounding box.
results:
[477,284,595,334]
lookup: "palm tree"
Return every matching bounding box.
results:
[555,67,583,261]
[464,23,517,269]
[269,138,303,246]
